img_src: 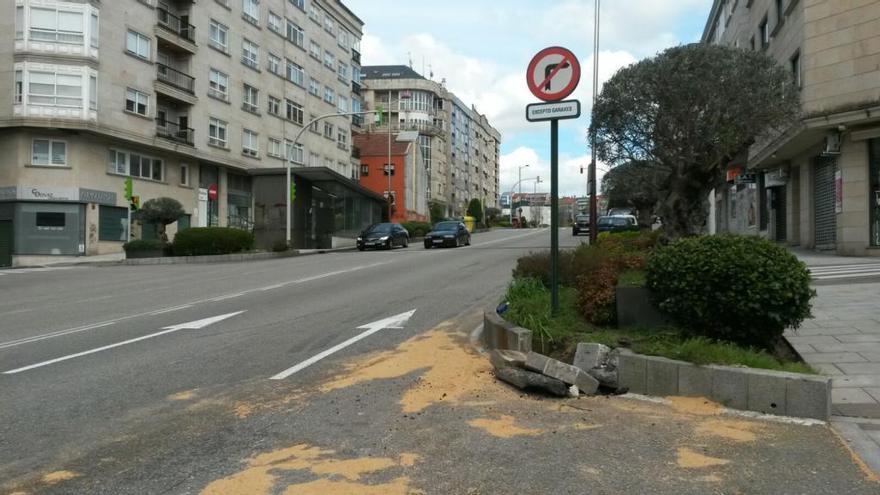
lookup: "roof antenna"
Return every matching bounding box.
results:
[408,52,413,68]
[429,64,434,80]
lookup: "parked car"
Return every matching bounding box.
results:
[607,207,637,217]
[595,215,639,234]
[424,221,471,248]
[572,214,591,236]
[357,223,409,250]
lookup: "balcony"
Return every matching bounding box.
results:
[155,64,197,105]
[351,114,364,127]
[351,80,362,96]
[156,8,197,54]
[156,119,194,146]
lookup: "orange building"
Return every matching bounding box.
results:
[354,133,428,223]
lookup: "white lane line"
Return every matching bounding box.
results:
[0,261,390,351]
[3,311,246,375]
[810,267,880,275]
[814,270,880,280]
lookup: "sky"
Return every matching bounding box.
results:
[345,0,713,197]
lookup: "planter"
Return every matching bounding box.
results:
[616,286,669,328]
[125,249,165,259]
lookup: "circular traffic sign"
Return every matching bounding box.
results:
[526,46,581,102]
[208,183,218,201]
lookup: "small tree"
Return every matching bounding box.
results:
[466,198,483,224]
[589,44,799,238]
[428,200,446,223]
[134,197,184,243]
[602,161,666,227]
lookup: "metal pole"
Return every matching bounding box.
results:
[589,0,600,244]
[551,119,560,315]
[387,91,393,221]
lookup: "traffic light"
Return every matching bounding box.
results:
[130,195,140,211]
[124,177,133,201]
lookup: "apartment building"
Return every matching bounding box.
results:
[361,65,501,218]
[704,0,880,255]
[354,132,427,223]
[0,0,378,266]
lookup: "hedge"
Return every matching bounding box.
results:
[402,221,432,238]
[123,239,168,253]
[171,227,255,256]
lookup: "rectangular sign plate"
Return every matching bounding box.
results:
[526,99,581,122]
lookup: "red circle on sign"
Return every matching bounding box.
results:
[526,46,581,102]
[208,183,218,201]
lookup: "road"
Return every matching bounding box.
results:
[0,228,576,490]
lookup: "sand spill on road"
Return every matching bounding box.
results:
[676,448,730,469]
[468,414,543,438]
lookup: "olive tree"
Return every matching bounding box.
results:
[134,197,185,243]
[589,44,799,237]
[601,160,666,227]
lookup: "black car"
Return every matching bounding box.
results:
[424,221,471,248]
[572,214,590,236]
[595,215,639,234]
[357,223,409,250]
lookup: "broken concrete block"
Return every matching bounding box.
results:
[525,352,600,394]
[587,367,619,389]
[573,343,611,371]
[488,349,527,370]
[507,326,532,353]
[494,367,569,397]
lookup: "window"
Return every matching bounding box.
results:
[108,149,127,174]
[776,0,785,24]
[125,88,149,115]
[309,40,321,59]
[99,206,128,241]
[107,149,163,181]
[242,0,260,24]
[361,164,369,176]
[384,163,395,176]
[89,75,97,110]
[309,114,320,133]
[309,151,320,166]
[27,71,82,107]
[242,129,259,157]
[286,20,304,48]
[126,30,150,59]
[268,95,281,115]
[290,0,305,10]
[308,78,321,97]
[208,117,228,147]
[30,7,84,44]
[323,122,334,139]
[759,16,770,47]
[337,96,348,113]
[37,212,66,229]
[324,16,335,35]
[15,71,23,104]
[242,39,259,69]
[267,54,282,75]
[337,129,348,149]
[323,87,335,104]
[209,20,228,51]
[32,139,67,166]
[323,50,335,69]
[285,140,304,164]
[286,99,304,124]
[208,69,228,99]
[243,84,259,113]
[286,60,305,86]
[90,13,98,48]
[268,137,282,157]
[268,11,283,33]
[791,51,801,88]
[180,164,190,186]
[15,6,23,40]
[337,62,349,82]
[338,30,349,49]
[308,4,321,23]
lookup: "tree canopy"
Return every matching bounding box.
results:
[589,44,799,237]
[601,161,666,226]
[466,198,483,224]
[134,197,185,243]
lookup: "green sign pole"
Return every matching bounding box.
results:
[550,119,560,316]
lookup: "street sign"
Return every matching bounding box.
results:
[207,183,218,201]
[526,46,581,102]
[735,173,757,185]
[526,100,581,122]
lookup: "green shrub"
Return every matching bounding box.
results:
[646,235,814,348]
[597,230,663,252]
[171,227,255,256]
[123,239,168,253]
[402,221,432,238]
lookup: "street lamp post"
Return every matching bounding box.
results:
[589,0,601,243]
[510,164,530,225]
[508,175,540,226]
[286,110,376,246]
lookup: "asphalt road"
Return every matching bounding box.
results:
[0,227,580,490]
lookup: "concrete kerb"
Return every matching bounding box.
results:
[483,310,832,420]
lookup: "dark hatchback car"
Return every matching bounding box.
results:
[595,215,639,234]
[424,221,471,248]
[357,223,409,250]
[572,214,590,236]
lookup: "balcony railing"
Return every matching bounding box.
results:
[351,80,362,96]
[351,114,364,127]
[157,8,196,43]
[156,63,195,94]
[156,119,194,145]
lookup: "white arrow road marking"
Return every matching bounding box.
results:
[2,311,246,375]
[270,309,416,380]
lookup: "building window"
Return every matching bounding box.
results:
[15,6,23,40]
[15,71,23,104]
[337,129,348,149]
[125,88,149,115]
[759,16,770,48]
[243,84,259,113]
[309,40,321,60]
[32,139,67,166]
[89,75,97,110]
[208,69,229,100]
[268,53,281,75]
[323,87,335,104]
[337,62,349,83]
[309,114,320,133]
[324,16,335,35]
[126,30,150,59]
[384,164,395,176]
[30,7,84,44]
[286,99,304,125]
[90,13,98,48]
[27,71,82,107]
[286,60,305,86]
[268,11,283,33]
[290,0,305,10]
[361,164,369,176]
[99,206,128,241]
[268,95,281,115]
[107,149,163,181]
[323,50,335,69]
[337,96,348,113]
[308,78,321,97]
[242,129,259,157]
[309,151,320,166]
[308,4,321,23]
[323,122,334,139]
[776,0,785,24]
[268,137,282,157]
[208,117,228,147]
[286,19,305,48]
[209,20,228,52]
[285,140,304,164]
[790,51,801,88]
[242,39,259,69]
[180,164,190,186]
[338,30,349,49]
[37,212,66,229]
[242,0,260,24]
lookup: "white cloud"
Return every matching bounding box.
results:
[500,146,608,198]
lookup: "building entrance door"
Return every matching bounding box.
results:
[814,157,837,250]
[0,220,12,267]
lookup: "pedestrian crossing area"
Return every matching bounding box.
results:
[0,267,76,276]
[809,262,880,281]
